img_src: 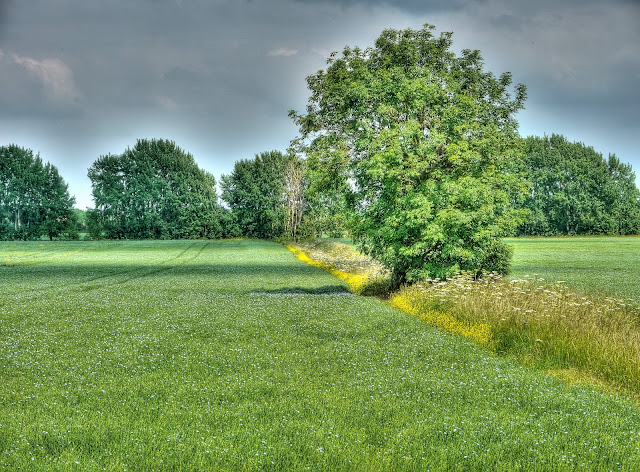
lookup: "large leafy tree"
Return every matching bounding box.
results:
[220,150,289,239]
[290,25,529,284]
[87,139,222,239]
[0,144,76,240]
[517,134,640,235]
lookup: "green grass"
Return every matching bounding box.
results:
[507,236,640,301]
[2,240,640,470]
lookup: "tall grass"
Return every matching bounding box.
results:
[390,273,640,397]
[293,240,640,400]
[286,240,391,296]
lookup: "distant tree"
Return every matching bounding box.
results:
[290,25,529,285]
[604,154,640,235]
[517,135,640,235]
[73,209,88,233]
[220,150,289,239]
[296,146,351,239]
[283,157,305,240]
[87,139,222,239]
[0,144,76,240]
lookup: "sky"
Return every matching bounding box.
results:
[1,0,639,209]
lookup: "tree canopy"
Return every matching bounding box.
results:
[87,139,222,239]
[0,144,76,240]
[220,150,291,240]
[516,134,640,236]
[290,24,529,285]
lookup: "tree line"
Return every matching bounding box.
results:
[87,139,223,240]
[2,25,640,285]
[0,145,77,240]
[517,134,640,236]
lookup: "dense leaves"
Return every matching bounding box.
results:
[517,135,640,235]
[291,25,529,284]
[0,144,76,240]
[87,139,222,239]
[220,150,293,239]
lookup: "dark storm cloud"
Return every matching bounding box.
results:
[291,0,482,12]
[0,0,638,207]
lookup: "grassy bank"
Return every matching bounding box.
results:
[2,240,640,470]
[297,238,640,401]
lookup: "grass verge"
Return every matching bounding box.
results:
[293,239,640,401]
[285,240,391,296]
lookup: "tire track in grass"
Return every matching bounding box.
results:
[0,241,209,308]
[109,240,212,286]
[56,241,208,290]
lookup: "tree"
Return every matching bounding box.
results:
[290,24,528,285]
[283,157,305,240]
[516,135,640,235]
[220,150,289,239]
[87,139,222,239]
[40,163,78,240]
[0,144,76,240]
[73,209,88,234]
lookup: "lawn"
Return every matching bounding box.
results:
[507,236,640,301]
[2,240,640,470]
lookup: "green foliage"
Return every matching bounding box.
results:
[290,25,529,285]
[299,193,350,239]
[0,144,76,240]
[220,150,290,239]
[517,134,640,235]
[73,208,88,233]
[87,138,223,239]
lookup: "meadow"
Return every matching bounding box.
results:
[508,236,640,301]
[305,236,640,399]
[2,240,640,470]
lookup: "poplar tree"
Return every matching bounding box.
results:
[87,139,222,239]
[0,144,76,240]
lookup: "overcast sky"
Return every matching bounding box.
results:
[1,0,639,209]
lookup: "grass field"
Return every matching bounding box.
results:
[508,236,640,300]
[2,240,640,470]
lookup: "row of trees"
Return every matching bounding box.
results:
[516,135,640,236]
[3,25,640,285]
[87,139,224,239]
[0,145,76,240]
[219,151,305,241]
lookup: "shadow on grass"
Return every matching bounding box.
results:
[250,286,353,296]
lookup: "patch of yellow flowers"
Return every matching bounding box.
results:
[388,291,493,348]
[285,244,369,294]
[285,241,493,348]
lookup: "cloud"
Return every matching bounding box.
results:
[11,53,81,103]
[268,48,299,57]
[156,95,180,111]
[1,0,638,205]
[291,0,481,13]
